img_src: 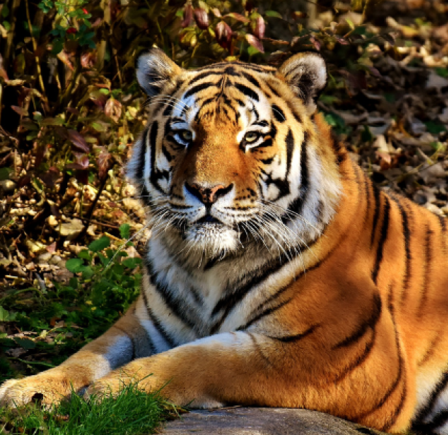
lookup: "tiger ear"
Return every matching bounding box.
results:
[279,52,327,114]
[136,48,183,96]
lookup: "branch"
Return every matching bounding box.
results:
[25,0,50,113]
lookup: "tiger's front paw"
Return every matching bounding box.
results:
[0,371,88,408]
[84,370,150,400]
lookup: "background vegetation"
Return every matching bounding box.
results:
[0,0,448,432]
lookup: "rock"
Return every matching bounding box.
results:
[0,179,17,193]
[47,215,59,227]
[161,408,386,435]
[26,239,47,254]
[59,218,84,238]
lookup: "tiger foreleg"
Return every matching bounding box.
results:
[0,301,150,408]
[85,331,312,409]
[85,330,413,433]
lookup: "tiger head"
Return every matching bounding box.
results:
[128,49,342,264]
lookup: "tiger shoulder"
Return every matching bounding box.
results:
[1,49,448,435]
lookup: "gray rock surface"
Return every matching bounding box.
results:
[161,407,387,435]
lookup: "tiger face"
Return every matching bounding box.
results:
[128,49,341,263]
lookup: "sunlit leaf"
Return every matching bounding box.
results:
[225,12,249,23]
[66,259,85,273]
[119,223,131,240]
[88,236,111,252]
[194,8,209,29]
[245,34,264,53]
[265,10,282,19]
[68,130,90,153]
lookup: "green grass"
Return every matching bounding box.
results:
[0,225,143,384]
[0,383,178,435]
[0,227,182,434]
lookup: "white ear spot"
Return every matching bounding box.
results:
[136,48,183,96]
[278,52,327,114]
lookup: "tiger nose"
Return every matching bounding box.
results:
[185,182,233,205]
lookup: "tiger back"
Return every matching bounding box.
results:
[2,49,448,435]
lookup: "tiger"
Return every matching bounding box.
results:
[1,48,448,434]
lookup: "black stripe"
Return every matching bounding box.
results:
[161,143,173,162]
[195,62,270,73]
[210,233,321,334]
[248,333,272,366]
[141,285,176,348]
[366,352,403,418]
[424,411,448,432]
[371,195,390,285]
[260,157,274,165]
[285,129,294,177]
[418,333,441,367]
[418,226,432,317]
[238,296,293,330]
[160,81,183,116]
[187,284,204,306]
[196,62,231,70]
[223,65,242,77]
[149,121,160,190]
[333,292,382,349]
[268,325,317,343]
[332,328,376,383]
[256,138,273,149]
[147,304,176,348]
[184,82,217,99]
[382,382,407,432]
[285,101,302,124]
[284,133,309,222]
[243,64,273,72]
[136,128,149,181]
[253,120,269,127]
[240,71,262,88]
[390,196,411,302]
[356,285,405,421]
[211,233,325,336]
[413,372,448,426]
[144,259,201,334]
[234,83,259,101]
[265,82,280,97]
[438,215,447,254]
[196,96,215,107]
[188,71,216,86]
[370,185,382,247]
[135,129,151,205]
[272,104,285,122]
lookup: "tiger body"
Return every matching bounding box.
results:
[2,50,448,434]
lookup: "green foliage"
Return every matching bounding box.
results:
[424,121,447,134]
[324,112,352,136]
[0,383,176,435]
[435,67,448,78]
[0,225,142,384]
[41,0,94,54]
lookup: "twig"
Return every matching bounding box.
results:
[25,0,50,113]
[361,0,371,24]
[2,0,21,65]
[64,213,121,230]
[75,173,110,241]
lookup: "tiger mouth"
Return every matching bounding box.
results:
[195,215,222,225]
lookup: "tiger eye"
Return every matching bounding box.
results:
[180,130,193,141]
[245,132,259,143]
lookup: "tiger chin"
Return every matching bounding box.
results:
[2,49,448,435]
